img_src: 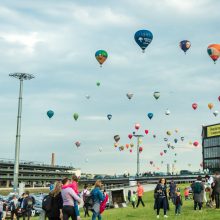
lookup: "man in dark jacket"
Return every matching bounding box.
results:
[214,171,220,209]
[22,191,35,220]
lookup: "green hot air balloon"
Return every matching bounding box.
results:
[73,113,79,121]
[96,81,101,87]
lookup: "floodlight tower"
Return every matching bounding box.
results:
[9,73,35,192]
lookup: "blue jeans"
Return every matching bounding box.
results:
[92,212,102,220]
[0,212,3,220]
[175,204,181,214]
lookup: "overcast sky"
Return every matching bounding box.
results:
[0,0,219,175]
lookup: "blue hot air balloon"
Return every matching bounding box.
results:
[107,114,112,120]
[147,112,153,120]
[134,30,153,52]
[179,40,191,53]
[47,110,54,119]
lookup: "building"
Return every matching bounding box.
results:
[202,123,220,173]
[167,164,171,174]
[0,159,81,188]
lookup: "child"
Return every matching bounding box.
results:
[131,191,137,208]
[184,187,189,200]
[174,190,183,215]
[62,175,80,220]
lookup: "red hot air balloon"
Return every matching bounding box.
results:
[135,123,140,130]
[192,103,198,110]
[139,147,143,152]
[145,130,149,135]
[193,141,199,147]
[130,149,132,153]
[128,134,133,139]
[160,152,163,156]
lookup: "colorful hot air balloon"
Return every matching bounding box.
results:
[126,144,130,149]
[130,149,132,153]
[174,138,178,143]
[153,91,160,100]
[126,93,133,100]
[114,135,120,142]
[164,150,167,154]
[148,113,153,120]
[135,123,140,130]
[213,110,219,117]
[95,50,108,67]
[134,30,153,53]
[179,40,191,54]
[145,130,149,135]
[208,103,214,110]
[107,114,112,120]
[192,103,198,110]
[207,44,220,63]
[166,131,172,136]
[73,113,79,121]
[114,143,118,148]
[47,110,54,119]
[139,147,143,153]
[130,143,134,148]
[193,141,199,147]
[160,152,163,156]
[75,141,81,148]
[128,134,133,139]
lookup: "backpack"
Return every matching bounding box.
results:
[42,195,53,212]
[193,182,203,194]
[84,194,94,209]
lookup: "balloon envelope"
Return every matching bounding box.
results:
[165,109,171,116]
[218,96,220,102]
[153,91,160,100]
[179,40,191,53]
[213,110,219,117]
[126,93,133,100]
[207,44,220,63]
[192,103,198,110]
[181,137,184,141]
[208,103,214,110]
[73,113,79,121]
[96,82,101,86]
[95,50,108,66]
[134,30,153,52]
[114,135,120,142]
[139,147,143,152]
[135,123,140,130]
[174,138,178,143]
[107,114,112,120]
[47,110,54,119]
[75,141,81,147]
[193,141,199,147]
[160,152,163,156]
[128,134,133,139]
[148,113,153,120]
[145,130,149,135]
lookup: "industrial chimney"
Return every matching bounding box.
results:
[51,153,55,166]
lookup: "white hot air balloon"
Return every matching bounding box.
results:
[165,109,171,116]
[126,93,133,100]
[99,147,103,152]
[153,91,160,100]
[213,110,219,117]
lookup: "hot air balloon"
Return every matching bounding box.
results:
[193,141,199,147]
[166,131,172,136]
[145,130,149,135]
[126,93,133,100]
[134,30,153,53]
[139,147,143,153]
[165,109,171,116]
[208,103,214,110]
[153,134,156,138]
[75,141,81,148]
[130,149,132,153]
[181,137,184,141]
[179,40,191,54]
[192,103,198,110]
[160,152,163,156]
[174,138,178,143]
[175,129,179,133]
[175,153,177,156]
[95,50,108,67]
[164,150,167,154]
[128,134,133,139]
[174,160,177,163]
[114,135,120,142]
[213,110,219,117]
[135,123,140,130]
[96,82,101,87]
[114,143,118,148]
[164,138,168,142]
[150,161,153,165]
[73,113,79,121]
[107,114,112,120]
[139,138,142,144]
[207,44,220,63]
[161,161,164,164]
[130,143,134,148]
[126,144,130,149]
[153,91,160,100]
[99,147,103,152]
[85,95,90,99]
[148,113,153,120]
[218,96,220,102]
[47,110,54,119]
[171,146,175,150]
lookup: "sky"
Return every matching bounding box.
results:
[0,0,219,175]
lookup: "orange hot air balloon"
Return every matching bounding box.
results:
[208,103,214,110]
[126,144,130,149]
[207,44,220,63]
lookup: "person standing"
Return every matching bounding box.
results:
[204,175,214,206]
[174,190,183,215]
[91,180,105,220]
[154,178,169,219]
[9,195,19,220]
[131,191,137,209]
[213,171,220,208]
[22,191,35,220]
[61,178,81,220]
[136,182,145,207]
[46,181,63,220]
[81,184,90,218]
[169,180,176,203]
[127,190,131,203]
[191,176,204,210]
[0,200,3,220]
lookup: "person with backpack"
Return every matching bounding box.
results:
[9,195,19,220]
[43,181,63,220]
[90,180,105,220]
[191,176,204,210]
[213,171,220,209]
[81,184,90,217]
[22,191,35,220]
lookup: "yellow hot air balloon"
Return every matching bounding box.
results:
[208,103,214,110]
[166,131,172,136]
